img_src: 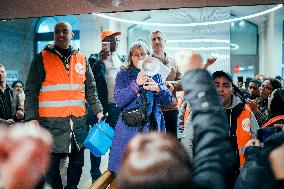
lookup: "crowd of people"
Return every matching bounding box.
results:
[0,21,284,189]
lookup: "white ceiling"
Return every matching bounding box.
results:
[0,0,283,20]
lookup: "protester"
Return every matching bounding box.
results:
[11,80,25,110]
[116,51,234,189]
[150,30,182,137]
[107,40,173,173]
[87,29,123,182]
[244,79,261,100]
[0,121,52,189]
[235,130,284,189]
[261,88,284,128]
[25,21,103,188]
[247,78,282,125]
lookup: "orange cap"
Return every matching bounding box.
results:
[101,29,121,41]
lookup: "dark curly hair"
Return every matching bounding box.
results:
[269,88,284,116]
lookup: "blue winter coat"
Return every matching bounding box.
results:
[108,67,173,172]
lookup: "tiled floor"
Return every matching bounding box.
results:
[78,149,110,189]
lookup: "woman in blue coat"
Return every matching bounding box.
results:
[108,41,173,173]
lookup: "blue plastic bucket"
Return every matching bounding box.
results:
[83,121,114,157]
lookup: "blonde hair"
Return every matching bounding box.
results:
[123,40,150,71]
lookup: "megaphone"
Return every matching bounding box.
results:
[141,57,161,76]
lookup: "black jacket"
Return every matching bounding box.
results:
[0,85,22,123]
[235,132,284,189]
[88,54,108,112]
[182,69,234,189]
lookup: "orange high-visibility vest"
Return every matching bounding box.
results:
[38,50,86,118]
[236,105,253,168]
[262,115,284,128]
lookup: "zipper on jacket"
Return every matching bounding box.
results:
[70,118,80,152]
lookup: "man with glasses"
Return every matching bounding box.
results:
[246,78,282,125]
[88,29,123,183]
[212,71,258,189]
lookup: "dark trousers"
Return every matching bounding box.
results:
[45,148,84,189]
[163,110,179,137]
[90,103,120,182]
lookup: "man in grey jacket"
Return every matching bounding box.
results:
[25,21,103,189]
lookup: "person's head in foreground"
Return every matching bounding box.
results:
[116,132,193,189]
[0,121,52,189]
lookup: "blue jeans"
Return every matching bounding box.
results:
[89,103,120,181]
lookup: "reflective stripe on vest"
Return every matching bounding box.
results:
[236,105,253,169]
[41,84,85,92]
[39,100,85,107]
[39,50,86,118]
[262,115,284,128]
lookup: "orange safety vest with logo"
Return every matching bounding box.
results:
[236,105,253,168]
[38,50,86,118]
[262,115,284,128]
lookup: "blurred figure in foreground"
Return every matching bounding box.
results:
[116,51,234,189]
[235,129,284,189]
[116,132,193,189]
[0,121,52,189]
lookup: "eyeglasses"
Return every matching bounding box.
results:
[132,53,147,58]
[260,85,273,91]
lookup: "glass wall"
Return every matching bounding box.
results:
[35,15,80,54]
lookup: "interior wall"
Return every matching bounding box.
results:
[259,9,284,77]
[79,14,128,60]
[0,18,37,83]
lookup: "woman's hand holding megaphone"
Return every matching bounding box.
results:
[143,78,160,92]
[136,71,149,86]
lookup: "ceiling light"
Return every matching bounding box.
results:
[166,39,239,50]
[93,4,282,27]
[239,20,245,27]
[167,39,230,43]
[166,47,231,51]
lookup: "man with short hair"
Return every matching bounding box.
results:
[88,29,123,182]
[150,30,182,137]
[212,71,258,189]
[25,21,103,189]
[0,64,23,125]
[245,79,261,100]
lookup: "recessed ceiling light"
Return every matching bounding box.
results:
[93,4,282,27]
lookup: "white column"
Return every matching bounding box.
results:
[259,9,284,77]
[79,14,110,58]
